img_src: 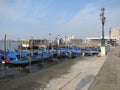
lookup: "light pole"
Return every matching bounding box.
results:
[109,27,112,44]
[64,36,66,46]
[100,8,106,46]
[48,33,51,49]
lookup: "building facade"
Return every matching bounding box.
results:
[111,27,120,44]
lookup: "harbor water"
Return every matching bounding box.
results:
[0,41,20,51]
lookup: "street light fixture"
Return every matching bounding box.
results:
[100,8,106,46]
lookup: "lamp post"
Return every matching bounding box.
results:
[109,27,112,44]
[64,36,66,46]
[48,33,51,49]
[100,8,106,46]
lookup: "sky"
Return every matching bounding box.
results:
[0,0,120,40]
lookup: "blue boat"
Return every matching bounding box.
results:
[67,46,82,58]
[56,46,82,58]
[7,59,29,67]
[83,47,100,56]
[5,50,52,67]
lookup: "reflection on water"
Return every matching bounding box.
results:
[0,41,21,50]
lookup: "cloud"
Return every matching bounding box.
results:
[106,7,120,28]
[0,0,120,39]
[57,2,120,38]
[67,4,99,28]
[0,0,50,23]
[56,4,100,38]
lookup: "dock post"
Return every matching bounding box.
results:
[82,52,85,56]
[101,46,106,56]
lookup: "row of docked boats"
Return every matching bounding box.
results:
[0,46,100,67]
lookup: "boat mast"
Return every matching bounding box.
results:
[4,34,6,62]
[31,36,33,51]
[18,38,22,59]
[4,34,7,74]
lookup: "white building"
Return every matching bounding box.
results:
[86,36,110,47]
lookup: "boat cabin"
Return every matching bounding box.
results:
[21,39,48,50]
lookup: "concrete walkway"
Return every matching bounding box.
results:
[89,46,120,90]
[44,56,106,90]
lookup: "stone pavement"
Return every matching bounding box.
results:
[44,56,106,90]
[88,46,120,90]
